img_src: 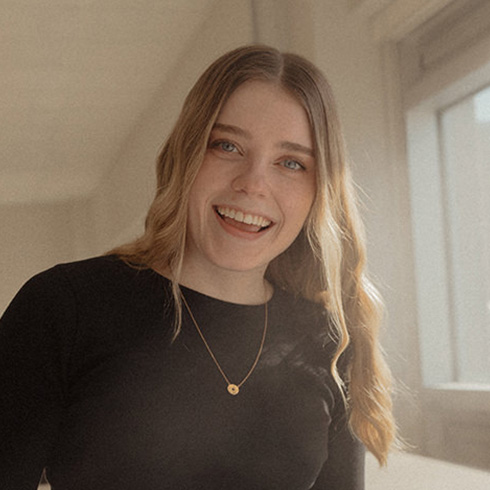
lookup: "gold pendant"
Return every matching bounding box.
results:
[227,384,239,395]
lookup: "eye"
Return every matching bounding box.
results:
[211,140,239,153]
[280,159,305,171]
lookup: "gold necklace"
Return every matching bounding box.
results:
[181,292,268,396]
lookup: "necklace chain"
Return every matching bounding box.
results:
[181,292,268,396]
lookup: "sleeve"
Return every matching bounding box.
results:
[0,269,76,489]
[310,418,365,490]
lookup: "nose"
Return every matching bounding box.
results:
[231,159,269,197]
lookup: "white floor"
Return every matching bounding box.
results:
[366,451,490,489]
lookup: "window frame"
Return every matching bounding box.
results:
[401,11,490,468]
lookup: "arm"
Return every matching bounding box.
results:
[311,419,365,490]
[0,270,74,489]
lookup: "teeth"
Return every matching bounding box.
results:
[217,206,272,228]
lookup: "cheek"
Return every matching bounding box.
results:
[187,165,216,212]
[287,184,316,224]
[190,158,228,198]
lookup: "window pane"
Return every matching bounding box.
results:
[439,85,490,384]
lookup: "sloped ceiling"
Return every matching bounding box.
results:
[0,0,217,203]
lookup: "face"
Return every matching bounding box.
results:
[184,80,316,279]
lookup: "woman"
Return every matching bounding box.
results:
[0,45,396,489]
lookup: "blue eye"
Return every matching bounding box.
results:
[281,159,304,171]
[212,140,238,153]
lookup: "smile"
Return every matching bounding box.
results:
[215,206,272,232]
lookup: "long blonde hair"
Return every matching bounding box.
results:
[110,45,396,464]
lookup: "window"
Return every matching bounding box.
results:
[406,79,490,390]
[438,86,490,385]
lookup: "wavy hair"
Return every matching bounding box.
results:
[110,45,396,464]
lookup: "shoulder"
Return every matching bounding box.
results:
[268,286,336,370]
[267,287,348,402]
[270,287,332,347]
[5,255,167,322]
[0,260,115,363]
[17,255,130,291]
[48,254,141,286]
[27,255,160,299]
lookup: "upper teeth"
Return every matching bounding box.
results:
[217,206,272,228]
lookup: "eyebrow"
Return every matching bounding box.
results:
[279,141,314,157]
[213,122,250,138]
[212,122,314,157]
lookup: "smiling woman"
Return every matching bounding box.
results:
[0,45,396,489]
[183,80,316,289]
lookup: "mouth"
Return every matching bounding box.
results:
[214,206,273,233]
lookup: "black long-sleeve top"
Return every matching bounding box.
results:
[0,256,364,489]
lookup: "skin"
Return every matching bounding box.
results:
[180,80,316,304]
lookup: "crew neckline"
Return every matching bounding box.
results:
[145,265,276,308]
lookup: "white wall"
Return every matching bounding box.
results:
[0,202,79,313]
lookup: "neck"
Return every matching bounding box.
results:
[176,262,272,305]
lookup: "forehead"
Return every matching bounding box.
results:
[215,80,313,147]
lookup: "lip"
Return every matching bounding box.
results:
[214,205,274,225]
[213,205,274,240]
